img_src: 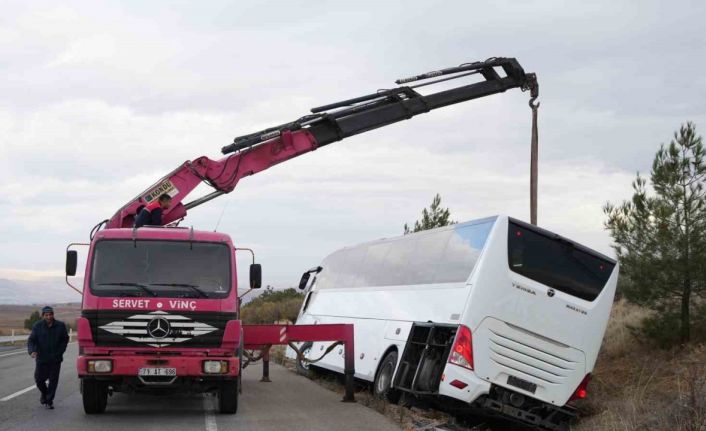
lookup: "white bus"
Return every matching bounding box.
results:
[291,215,618,430]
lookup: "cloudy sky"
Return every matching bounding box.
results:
[1,0,705,300]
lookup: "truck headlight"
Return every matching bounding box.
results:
[87,360,112,373]
[203,360,228,374]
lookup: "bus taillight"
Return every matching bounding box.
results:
[448,325,474,370]
[569,374,591,401]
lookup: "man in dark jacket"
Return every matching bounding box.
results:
[27,306,69,409]
[134,193,172,228]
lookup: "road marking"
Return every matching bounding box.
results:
[0,349,26,358]
[1,385,35,402]
[0,341,77,358]
[203,394,218,431]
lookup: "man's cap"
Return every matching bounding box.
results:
[41,306,54,315]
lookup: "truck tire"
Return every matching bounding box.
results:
[218,380,238,414]
[295,342,313,377]
[374,350,401,403]
[82,379,108,414]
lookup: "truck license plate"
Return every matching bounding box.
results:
[138,367,176,377]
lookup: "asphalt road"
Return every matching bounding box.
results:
[0,344,402,431]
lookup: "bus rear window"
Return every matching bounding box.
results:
[508,222,615,301]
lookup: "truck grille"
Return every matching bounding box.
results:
[83,310,234,348]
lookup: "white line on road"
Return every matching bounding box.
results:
[203,394,218,431]
[0,349,26,358]
[0,341,77,359]
[0,385,35,402]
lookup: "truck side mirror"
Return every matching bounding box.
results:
[66,250,78,276]
[249,264,262,289]
[298,272,311,290]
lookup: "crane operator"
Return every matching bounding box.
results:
[134,193,172,228]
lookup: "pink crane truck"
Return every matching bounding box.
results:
[64,57,539,415]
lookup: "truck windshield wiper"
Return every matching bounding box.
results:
[149,283,210,298]
[98,282,158,297]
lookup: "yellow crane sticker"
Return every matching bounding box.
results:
[143,180,179,203]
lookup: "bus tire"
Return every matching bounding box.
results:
[82,379,108,414]
[218,380,238,414]
[296,342,314,377]
[374,350,401,404]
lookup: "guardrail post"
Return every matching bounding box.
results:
[342,325,355,402]
[260,346,271,382]
[11,329,15,345]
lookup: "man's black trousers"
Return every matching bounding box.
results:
[34,362,61,404]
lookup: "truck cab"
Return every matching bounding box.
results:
[67,227,258,414]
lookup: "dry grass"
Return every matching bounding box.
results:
[574,300,706,431]
[0,303,81,334]
[598,299,653,359]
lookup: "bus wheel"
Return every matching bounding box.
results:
[218,380,238,414]
[374,351,401,404]
[296,342,313,376]
[82,379,108,414]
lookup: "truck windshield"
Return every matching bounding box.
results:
[90,240,232,298]
[508,221,615,301]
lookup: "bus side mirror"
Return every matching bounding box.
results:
[298,272,311,290]
[249,264,262,289]
[66,250,78,276]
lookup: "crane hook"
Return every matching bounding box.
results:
[529,96,540,110]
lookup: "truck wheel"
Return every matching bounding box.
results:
[218,380,238,414]
[296,342,313,376]
[374,351,401,403]
[82,379,108,414]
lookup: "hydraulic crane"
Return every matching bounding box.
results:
[102,57,538,231]
[68,57,539,416]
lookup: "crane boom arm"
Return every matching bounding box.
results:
[106,57,537,229]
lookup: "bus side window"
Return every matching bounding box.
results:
[435,223,492,283]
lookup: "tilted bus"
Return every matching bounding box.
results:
[291,215,618,430]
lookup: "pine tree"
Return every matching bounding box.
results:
[404,194,456,234]
[604,122,706,345]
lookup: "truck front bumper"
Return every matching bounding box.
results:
[77,354,239,392]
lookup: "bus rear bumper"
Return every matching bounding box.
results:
[438,363,491,404]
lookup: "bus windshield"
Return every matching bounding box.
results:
[90,240,232,298]
[508,221,615,301]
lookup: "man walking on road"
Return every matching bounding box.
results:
[27,306,69,409]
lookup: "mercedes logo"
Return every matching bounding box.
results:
[147,317,171,339]
[547,288,556,298]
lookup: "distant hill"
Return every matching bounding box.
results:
[0,277,83,305]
